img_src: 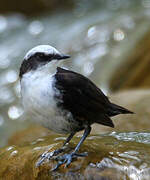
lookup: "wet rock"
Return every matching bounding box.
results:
[109,30,150,91]
[8,125,51,146]
[84,166,122,180]
[92,89,150,132]
[110,89,150,132]
[1,133,150,179]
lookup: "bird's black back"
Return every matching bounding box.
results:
[54,67,133,129]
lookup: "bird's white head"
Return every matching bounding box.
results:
[19,45,70,78]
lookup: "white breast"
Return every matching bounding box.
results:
[20,68,75,134]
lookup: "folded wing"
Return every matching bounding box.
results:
[54,67,132,128]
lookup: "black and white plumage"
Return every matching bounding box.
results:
[20,45,133,170]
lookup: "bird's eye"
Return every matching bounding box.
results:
[35,52,52,62]
[37,53,43,57]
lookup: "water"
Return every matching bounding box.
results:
[0,0,150,147]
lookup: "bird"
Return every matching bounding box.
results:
[19,45,133,170]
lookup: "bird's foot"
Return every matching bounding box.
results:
[36,148,64,167]
[52,151,88,171]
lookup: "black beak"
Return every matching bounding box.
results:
[56,54,70,60]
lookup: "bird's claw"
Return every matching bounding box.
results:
[52,152,88,171]
[36,148,63,167]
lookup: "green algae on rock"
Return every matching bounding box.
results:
[1,133,150,179]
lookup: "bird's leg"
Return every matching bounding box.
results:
[52,126,91,171]
[63,132,76,146]
[36,132,75,167]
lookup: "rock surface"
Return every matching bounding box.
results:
[93,89,150,133]
[110,30,150,91]
[1,132,150,180]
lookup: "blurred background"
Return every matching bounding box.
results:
[0,0,150,148]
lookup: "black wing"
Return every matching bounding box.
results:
[54,67,114,128]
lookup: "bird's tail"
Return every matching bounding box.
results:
[107,103,134,117]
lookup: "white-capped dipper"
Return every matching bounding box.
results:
[20,45,133,170]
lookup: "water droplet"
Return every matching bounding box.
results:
[109,152,114,155]
[5,70,18,83]
[87,26,96,38]
[28,21,44,36]
[33,147,42,151]
[8,105,24,120]
[37,138,44,142]
[7,146,14,151]
[113,29,125,41]
[10,150,18,156]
